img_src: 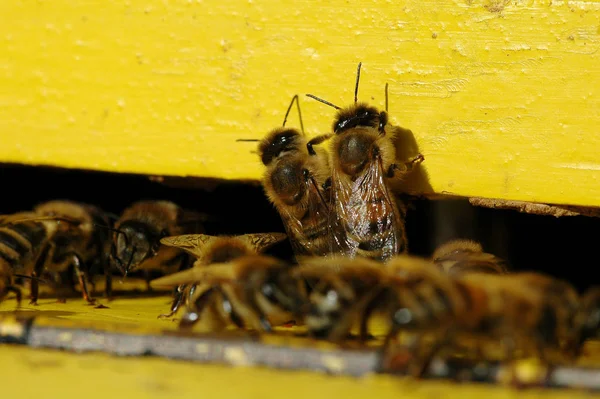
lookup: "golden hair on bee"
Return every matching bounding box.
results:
[306,63,424,261]
[240,95,334,258]
[155,232,288,320]
[431,239,508,276]
[151,255,305,333]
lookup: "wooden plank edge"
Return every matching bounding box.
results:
[1,315,599,391]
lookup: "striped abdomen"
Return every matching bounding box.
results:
[0,220,49,273]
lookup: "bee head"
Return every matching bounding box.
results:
[305,278,356,338]
[259,128,303,166]
[112,221,165,275]
[333,103,380,134]
[269,158,308,206]
[256,267,306,316]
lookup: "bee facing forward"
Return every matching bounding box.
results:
[432,239,508,276]
[240,95,334,258]
[156,232,287,321]
[151,255,306,333]
[306,63,424,261]
[108,200,205,298]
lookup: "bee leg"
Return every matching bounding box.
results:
[378,325,407,374]
[378,111,388,134]
[30,241,53,305]
[179,286,216,330]
[103,263,113,301]
[158,284,186,319]
[409,332,450,379]
[221,291,247,330]
[67,252,95,304]
[387,154,425,178]
[306,134,333,156]
[6,286,22,308]
[359,289,386,343]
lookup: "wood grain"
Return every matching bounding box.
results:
[0,1,599,206]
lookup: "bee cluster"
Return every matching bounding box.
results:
[0,63,598,382]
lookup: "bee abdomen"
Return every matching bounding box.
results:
[0,225,40,267]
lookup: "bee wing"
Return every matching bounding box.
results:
[329,158,404,261]
[236,232,288,253]
[160,234,217,258]
[278,178,331,258]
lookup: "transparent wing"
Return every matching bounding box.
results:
[277,177,332,259]
[160,234,214,258]
[329,158,404,261]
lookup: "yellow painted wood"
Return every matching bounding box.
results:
[1,294,599,399]
[1,1,600,206]
[2,345,595,399]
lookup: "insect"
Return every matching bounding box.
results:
[238,95,335,259]
[292,256,388,342]
[306,63,424,261]
[376,261,581,376]
[151,254,306,332]
[431,239,508,276]
[107,200,205,298]
[156,232,287,319]
[32,200,113,303]
[447,272,581,365]
[0,211,62,305]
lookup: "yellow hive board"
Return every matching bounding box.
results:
[1,294,599,399]
[1,1,600,206]
[1,345,594,399]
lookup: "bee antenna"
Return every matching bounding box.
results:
[282,94,305,134]
[354,62,362,104]
[236,139,260,142]
[94,224,130,248]
[305,94,341,110]
[385,82,389,113]
[125,245,136,276]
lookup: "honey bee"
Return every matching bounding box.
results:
[107,200,205,298]
[156,232,287,319]
[306,63,424,261]
[151,254,306,332]
[292,256,387,341]
[0,211,60,305]
[449,272,581,363]
[31,200,113,303]
[238,95,334,258]
[431,239,508,276]
[375,261,581,375]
